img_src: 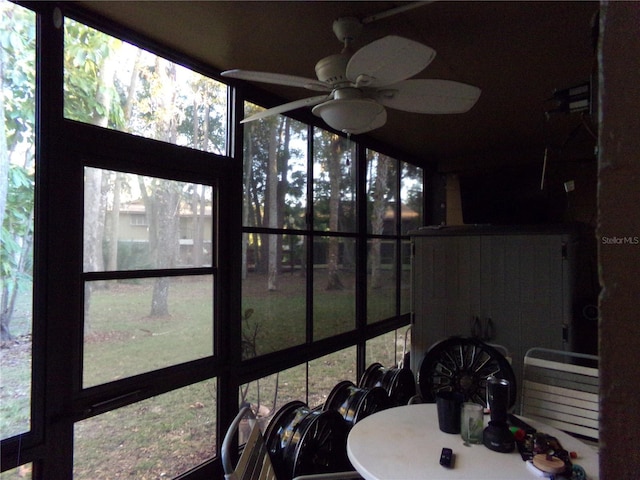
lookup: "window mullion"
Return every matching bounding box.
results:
[40,3,78,477]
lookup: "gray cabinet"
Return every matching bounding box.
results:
[410,226,577,393]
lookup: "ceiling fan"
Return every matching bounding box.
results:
[221,4,481,135]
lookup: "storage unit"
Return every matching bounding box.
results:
[409,225,586,396]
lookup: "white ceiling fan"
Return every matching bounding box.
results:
[221,3,481,135]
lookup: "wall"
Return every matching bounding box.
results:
[452,158,597,226]
[598,1,640,478]
[439,139,598,227]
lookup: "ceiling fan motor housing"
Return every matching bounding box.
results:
[315,53,350,86]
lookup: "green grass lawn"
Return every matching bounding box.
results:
[74,378,217,479]
[0,283,33,441]
[83,277,214,387]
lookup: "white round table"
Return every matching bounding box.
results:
[347,404,598,480]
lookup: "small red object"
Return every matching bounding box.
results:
[570,451,578,459]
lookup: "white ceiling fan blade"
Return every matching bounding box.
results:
[346,36,436,88]
[377,79,481,114]
[241,95,331,123]
[221,69,331,92]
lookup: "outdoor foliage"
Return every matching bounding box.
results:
[1,1,35,343]
[1,4,228,441]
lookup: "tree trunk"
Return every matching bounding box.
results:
[277,118,291,272]
[123,50,141,123]
[149,59,180,317]
[150,179,180,316]
[83,167,103,332]
[83,168,105,273]
[107,172,121,271]
[242,126,254,280]
[370,154,391,289]
[326,136,345,290]
[192,184,206,267]
[192,87,210,267]
[266,119,279,291]
[83,43,118,331]
[107,51,140,273]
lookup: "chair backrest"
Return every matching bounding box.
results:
[222,406,277,480]
[521,348,599,442]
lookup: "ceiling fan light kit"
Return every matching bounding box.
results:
[222,7,481,135]
[312,92,387,135]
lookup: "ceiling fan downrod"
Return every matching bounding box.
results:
[361,1,434,25]
[332,17,363,49]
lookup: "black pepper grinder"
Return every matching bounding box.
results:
[483,376,515,453]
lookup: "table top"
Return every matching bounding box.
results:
[347,404,599,480]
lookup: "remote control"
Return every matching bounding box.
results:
[439,447,454,468]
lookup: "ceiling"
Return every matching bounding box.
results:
[75,1,599,168]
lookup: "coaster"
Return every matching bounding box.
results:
[532,454,566,474]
